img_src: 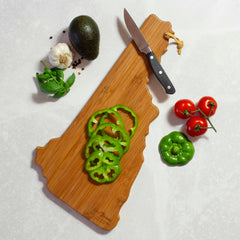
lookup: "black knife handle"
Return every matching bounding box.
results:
[146,51,175,94]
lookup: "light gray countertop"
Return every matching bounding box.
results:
[1,0,240,239]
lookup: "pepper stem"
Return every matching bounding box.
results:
[171,144,180,155]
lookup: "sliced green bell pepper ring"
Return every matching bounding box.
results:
[85,151,121,183]
[102,152,121,165]
[89,164,121,183]
[85,151,120,170]
[159,131,195,165]
[85,105,138,183]
[110,105,138,139]
[91,122,130,154]
[85,135,124,159]
[85,150,104,172]
[87,109,125,138]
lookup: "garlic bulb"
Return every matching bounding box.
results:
[48,43,73,69]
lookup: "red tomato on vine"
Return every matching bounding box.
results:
[174,99,196,119]
[197,96,217,117]
[186,116,208,137]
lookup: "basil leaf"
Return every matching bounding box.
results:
[52,88,66,98]
[55,69,64,80]
[38,79,64,93]
[44,67,52,75]
[65,73,75,88]
[36,73,50,82]
[35,61,76,99]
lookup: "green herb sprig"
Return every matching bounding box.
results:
[36,61,75,98]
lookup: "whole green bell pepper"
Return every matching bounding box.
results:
[159,131,194,165]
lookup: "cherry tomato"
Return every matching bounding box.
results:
[174,99,196,119]
[186,116,208,137]
[197,96,217,117]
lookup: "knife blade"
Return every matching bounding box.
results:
[124,8,175,94]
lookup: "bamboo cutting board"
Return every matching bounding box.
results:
[35,14,174,230]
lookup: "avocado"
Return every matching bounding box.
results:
[68,15,100,60]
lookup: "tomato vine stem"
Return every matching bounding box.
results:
[194,108,217,132]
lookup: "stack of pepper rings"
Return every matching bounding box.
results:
[85,105,138,183]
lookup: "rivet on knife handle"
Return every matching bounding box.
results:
[146,51,175,94]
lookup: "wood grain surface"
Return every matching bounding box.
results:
[35,14,173,230]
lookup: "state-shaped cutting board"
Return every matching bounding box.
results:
[35,14,174,230]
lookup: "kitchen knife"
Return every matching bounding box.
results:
[124,8,175,94]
